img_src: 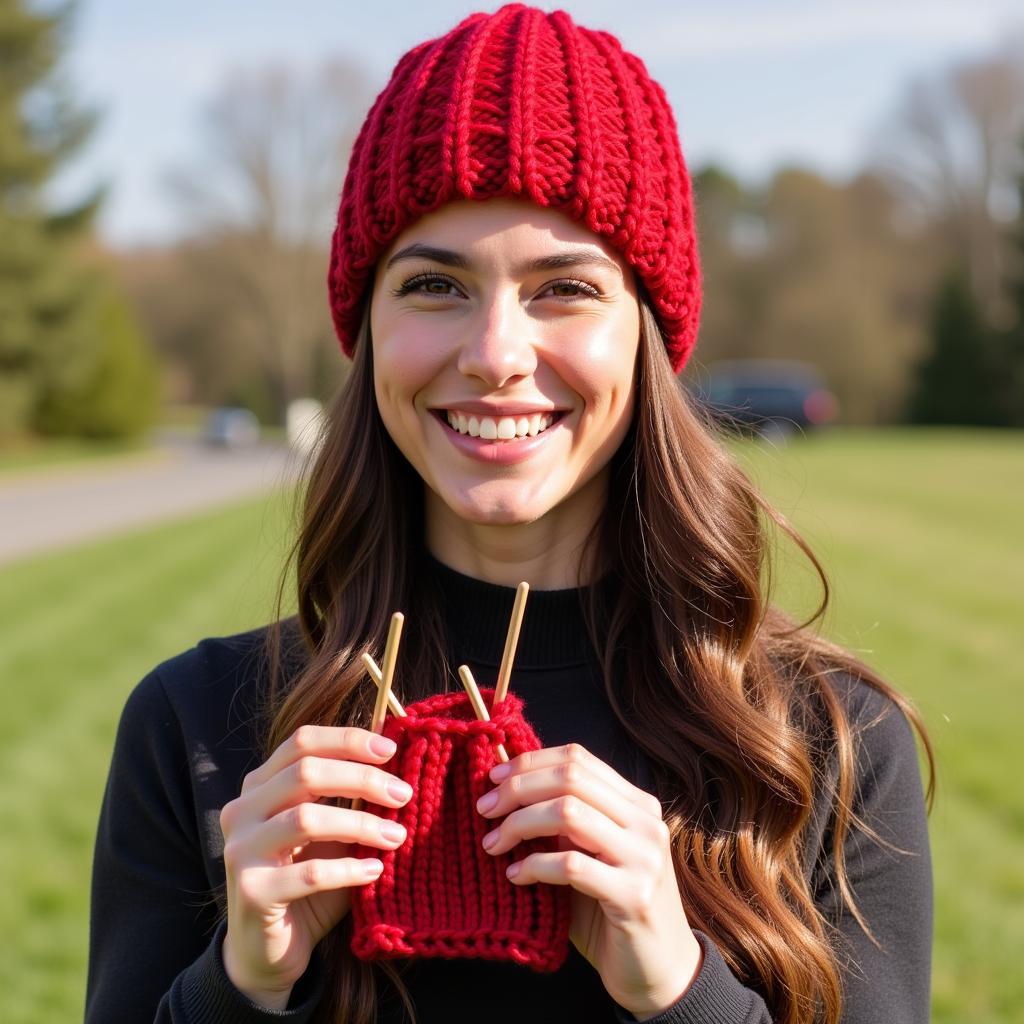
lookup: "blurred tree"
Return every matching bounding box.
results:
[868,39,1024,321]
[0,0,99,435]
[689,163,943,423]
[161,59,368,423]
[762,168,947,424]
[989,130,1024,426]
[687,163,767,374]
[112,234,350,416]
[112,241,260,408]
[906,264,1002,426]
[0,0,158,440]
[34,279,160,437]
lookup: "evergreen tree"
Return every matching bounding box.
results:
[0,0,158,438]
[906,264,1003,426]
[990,132,1024,427]
[34,280,161,437]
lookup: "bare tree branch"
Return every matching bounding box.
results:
[162,57,370,416]
[867,39,1024,317]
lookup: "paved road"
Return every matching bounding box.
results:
[0,433,305,567]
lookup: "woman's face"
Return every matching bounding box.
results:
[370,198,640,528]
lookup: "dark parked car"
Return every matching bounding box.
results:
[686,359,839,440]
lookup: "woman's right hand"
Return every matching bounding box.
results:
[218,725,412,1009]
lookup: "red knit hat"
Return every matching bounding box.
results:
[328,3,702,373]
[349,687,572,972]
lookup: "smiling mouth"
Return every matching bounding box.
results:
[433,409,566,441]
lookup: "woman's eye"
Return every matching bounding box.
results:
[543,279,602,301]
[391,273,461,298]
[390,274,602,301]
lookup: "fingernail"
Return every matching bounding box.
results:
[482,830,499,850]
[387,779,413,802]
[489,763,511,782]
[370,735,397,757]
[380,820,406,842]
[506,862,521,878]
[362,859,384,878]
[476,790,499,814]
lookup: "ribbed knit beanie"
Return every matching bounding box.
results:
[328,3,702,373]
[350,687,572,972]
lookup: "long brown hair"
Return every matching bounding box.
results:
[255,294,934,1024]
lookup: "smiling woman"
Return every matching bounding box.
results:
[371,199,640,555]
[86,5,934,1024]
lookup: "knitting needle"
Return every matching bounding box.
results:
[458,664,509,763]
[361,653,408,717]
[494,582,529,706]
[352,612,404,812]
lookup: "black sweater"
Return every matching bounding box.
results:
[85,559,932,1022]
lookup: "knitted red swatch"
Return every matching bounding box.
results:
[349,687,571,972]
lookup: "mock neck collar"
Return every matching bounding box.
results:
[426,553,610,669]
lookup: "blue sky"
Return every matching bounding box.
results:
[49,0,1024,248]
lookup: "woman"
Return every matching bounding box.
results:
[85,6,933,1023]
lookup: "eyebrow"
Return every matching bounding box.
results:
[384,243,623,278]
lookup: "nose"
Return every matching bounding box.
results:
[456,290,537,388]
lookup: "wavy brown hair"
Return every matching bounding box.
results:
[253,292,934,1024]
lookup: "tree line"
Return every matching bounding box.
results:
[1,0,1022,440]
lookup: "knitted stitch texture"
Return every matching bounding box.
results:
[349,687,571,972]
[327,2,702,373]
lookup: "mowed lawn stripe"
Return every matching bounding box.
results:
[0,490,296,1023]
[799,529,1019,665]
[0,488,295,754]
[929,787,1023,1022]
[738,428,1023,1024]
[754,430,1024,540]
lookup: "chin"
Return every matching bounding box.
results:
[444,489,547,527]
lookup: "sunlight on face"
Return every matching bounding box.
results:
[370,198,640,528]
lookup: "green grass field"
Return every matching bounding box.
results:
[1,427,1020,1022]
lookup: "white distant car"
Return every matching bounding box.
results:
[203,407,261,448]
[287,398,325,456]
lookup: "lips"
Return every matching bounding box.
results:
[430,408,567,465]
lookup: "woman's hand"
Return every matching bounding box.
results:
[476,743,702,1019]
[217,725,413,1009]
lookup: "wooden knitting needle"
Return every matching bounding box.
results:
[458,664,509,763]
[352,612,404,812]
[361,653,407,717]
[494,581,529,706]
[373,613,404,731]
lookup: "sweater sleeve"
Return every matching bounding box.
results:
[85,669,325,1022]
[613,684,932,1024]
[810,684,933,1024]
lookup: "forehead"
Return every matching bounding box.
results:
[379,197,630,274]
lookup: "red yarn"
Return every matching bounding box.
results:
[328,3,702,373]
[349,687,572,972]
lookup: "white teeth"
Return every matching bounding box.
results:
[496,417,516,439]
[443,411,560,440]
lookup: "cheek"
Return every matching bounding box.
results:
[371,310,446,428]
[549,310,639,420]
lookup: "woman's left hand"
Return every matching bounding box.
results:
[476,743,703,1019]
